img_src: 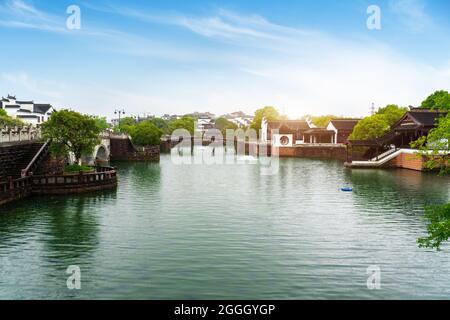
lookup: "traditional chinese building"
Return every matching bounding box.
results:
[261,118,314,146]
[0,95,54,126]
[347,108,447,162]
[261,118,360,145]
[326,119,360,144]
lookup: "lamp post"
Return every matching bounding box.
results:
[114,109,125,132]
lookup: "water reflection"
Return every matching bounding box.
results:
[42,191,116,261]
[1,157,450,299]
[347,168,450,216]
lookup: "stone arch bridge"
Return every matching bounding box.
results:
[81,133,111,166]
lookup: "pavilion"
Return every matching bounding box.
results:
[347,109,447,162]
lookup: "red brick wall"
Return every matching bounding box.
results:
[278,145,347,160]
[278,147,297,157]
[387,153,424,171]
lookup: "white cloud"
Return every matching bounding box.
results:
[0,0,68,33]
[1,72,64,100]
[389,0,433,32]
[2,3,449,119]
[99,7,447,118]
[0,0,132,38]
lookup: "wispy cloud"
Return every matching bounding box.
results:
[85,4,318,46]
[0,0,134,38]
[389,0,433,32]
[0,0,68,33]
[1,2,449,118]
[1,72,64,99]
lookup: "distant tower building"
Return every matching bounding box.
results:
[370,102,375,115]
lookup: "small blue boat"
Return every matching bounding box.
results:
[341,187,353,192]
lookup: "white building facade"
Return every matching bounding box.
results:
[0,95,54,126]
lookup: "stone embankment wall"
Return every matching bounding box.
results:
[162,139,347,160]
[36,156,67,175]
[110,137,160,161]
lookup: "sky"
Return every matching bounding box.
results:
[0,0,450,120]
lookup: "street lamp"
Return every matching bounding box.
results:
[114,109,125,132]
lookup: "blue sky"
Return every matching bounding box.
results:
[1,0,450,119]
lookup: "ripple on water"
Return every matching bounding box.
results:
[0,156,450,299]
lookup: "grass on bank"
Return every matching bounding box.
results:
[64,164,94,173]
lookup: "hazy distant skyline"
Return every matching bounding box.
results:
[1,0,450,119]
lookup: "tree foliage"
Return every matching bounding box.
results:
[129,121,163,146]
[148,117,169,133]
[0,112,23,127]
[215,117,238,136]
[250,106,280,132]
[376,104,409,126]
[418,203,450,250]
[349,114,390,140]
[118,117,137,134]
[411,113,450,175]
[168,116,196,135]
[93,116,110,131]
[420,90,450,111]
[301,114,351,128]
[42,109,103,164]
[349,104,407,140]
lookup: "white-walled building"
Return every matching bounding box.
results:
[223,111,253,128]
[0,95,54,126]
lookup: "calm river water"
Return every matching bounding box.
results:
[1,155,450,299]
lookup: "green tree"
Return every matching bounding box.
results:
[250,106,280,132]
[215,117,238,136]
[148,117,169,133]
[411,113,450,175]
[118,117,137,134]
[0,109,23,127]
[349,114,390,140]
[42,109,102,164]
[349,104,408,140]
[168,116,196,135]
[420,90,450,111]
[93,116,110,131]
[130,121,162,146]
[418,203,450,250]
[376,104,409,126]
[301,114,347,128]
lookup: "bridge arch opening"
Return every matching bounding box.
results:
[95,145,108,164]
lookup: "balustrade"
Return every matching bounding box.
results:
[0,125,41,144]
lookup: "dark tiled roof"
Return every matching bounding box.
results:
[392,109,447,129]
[268,120,311,131]
[17,109,32,113]
[16,100,33,104]
[329,119,360,130]
[408,110,447,127]
[33,104,52,114]
[4,105,20,108]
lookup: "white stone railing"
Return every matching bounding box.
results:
[0,126,41,144]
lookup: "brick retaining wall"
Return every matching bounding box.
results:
[110,138,160,161]
[386,152,425,171]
